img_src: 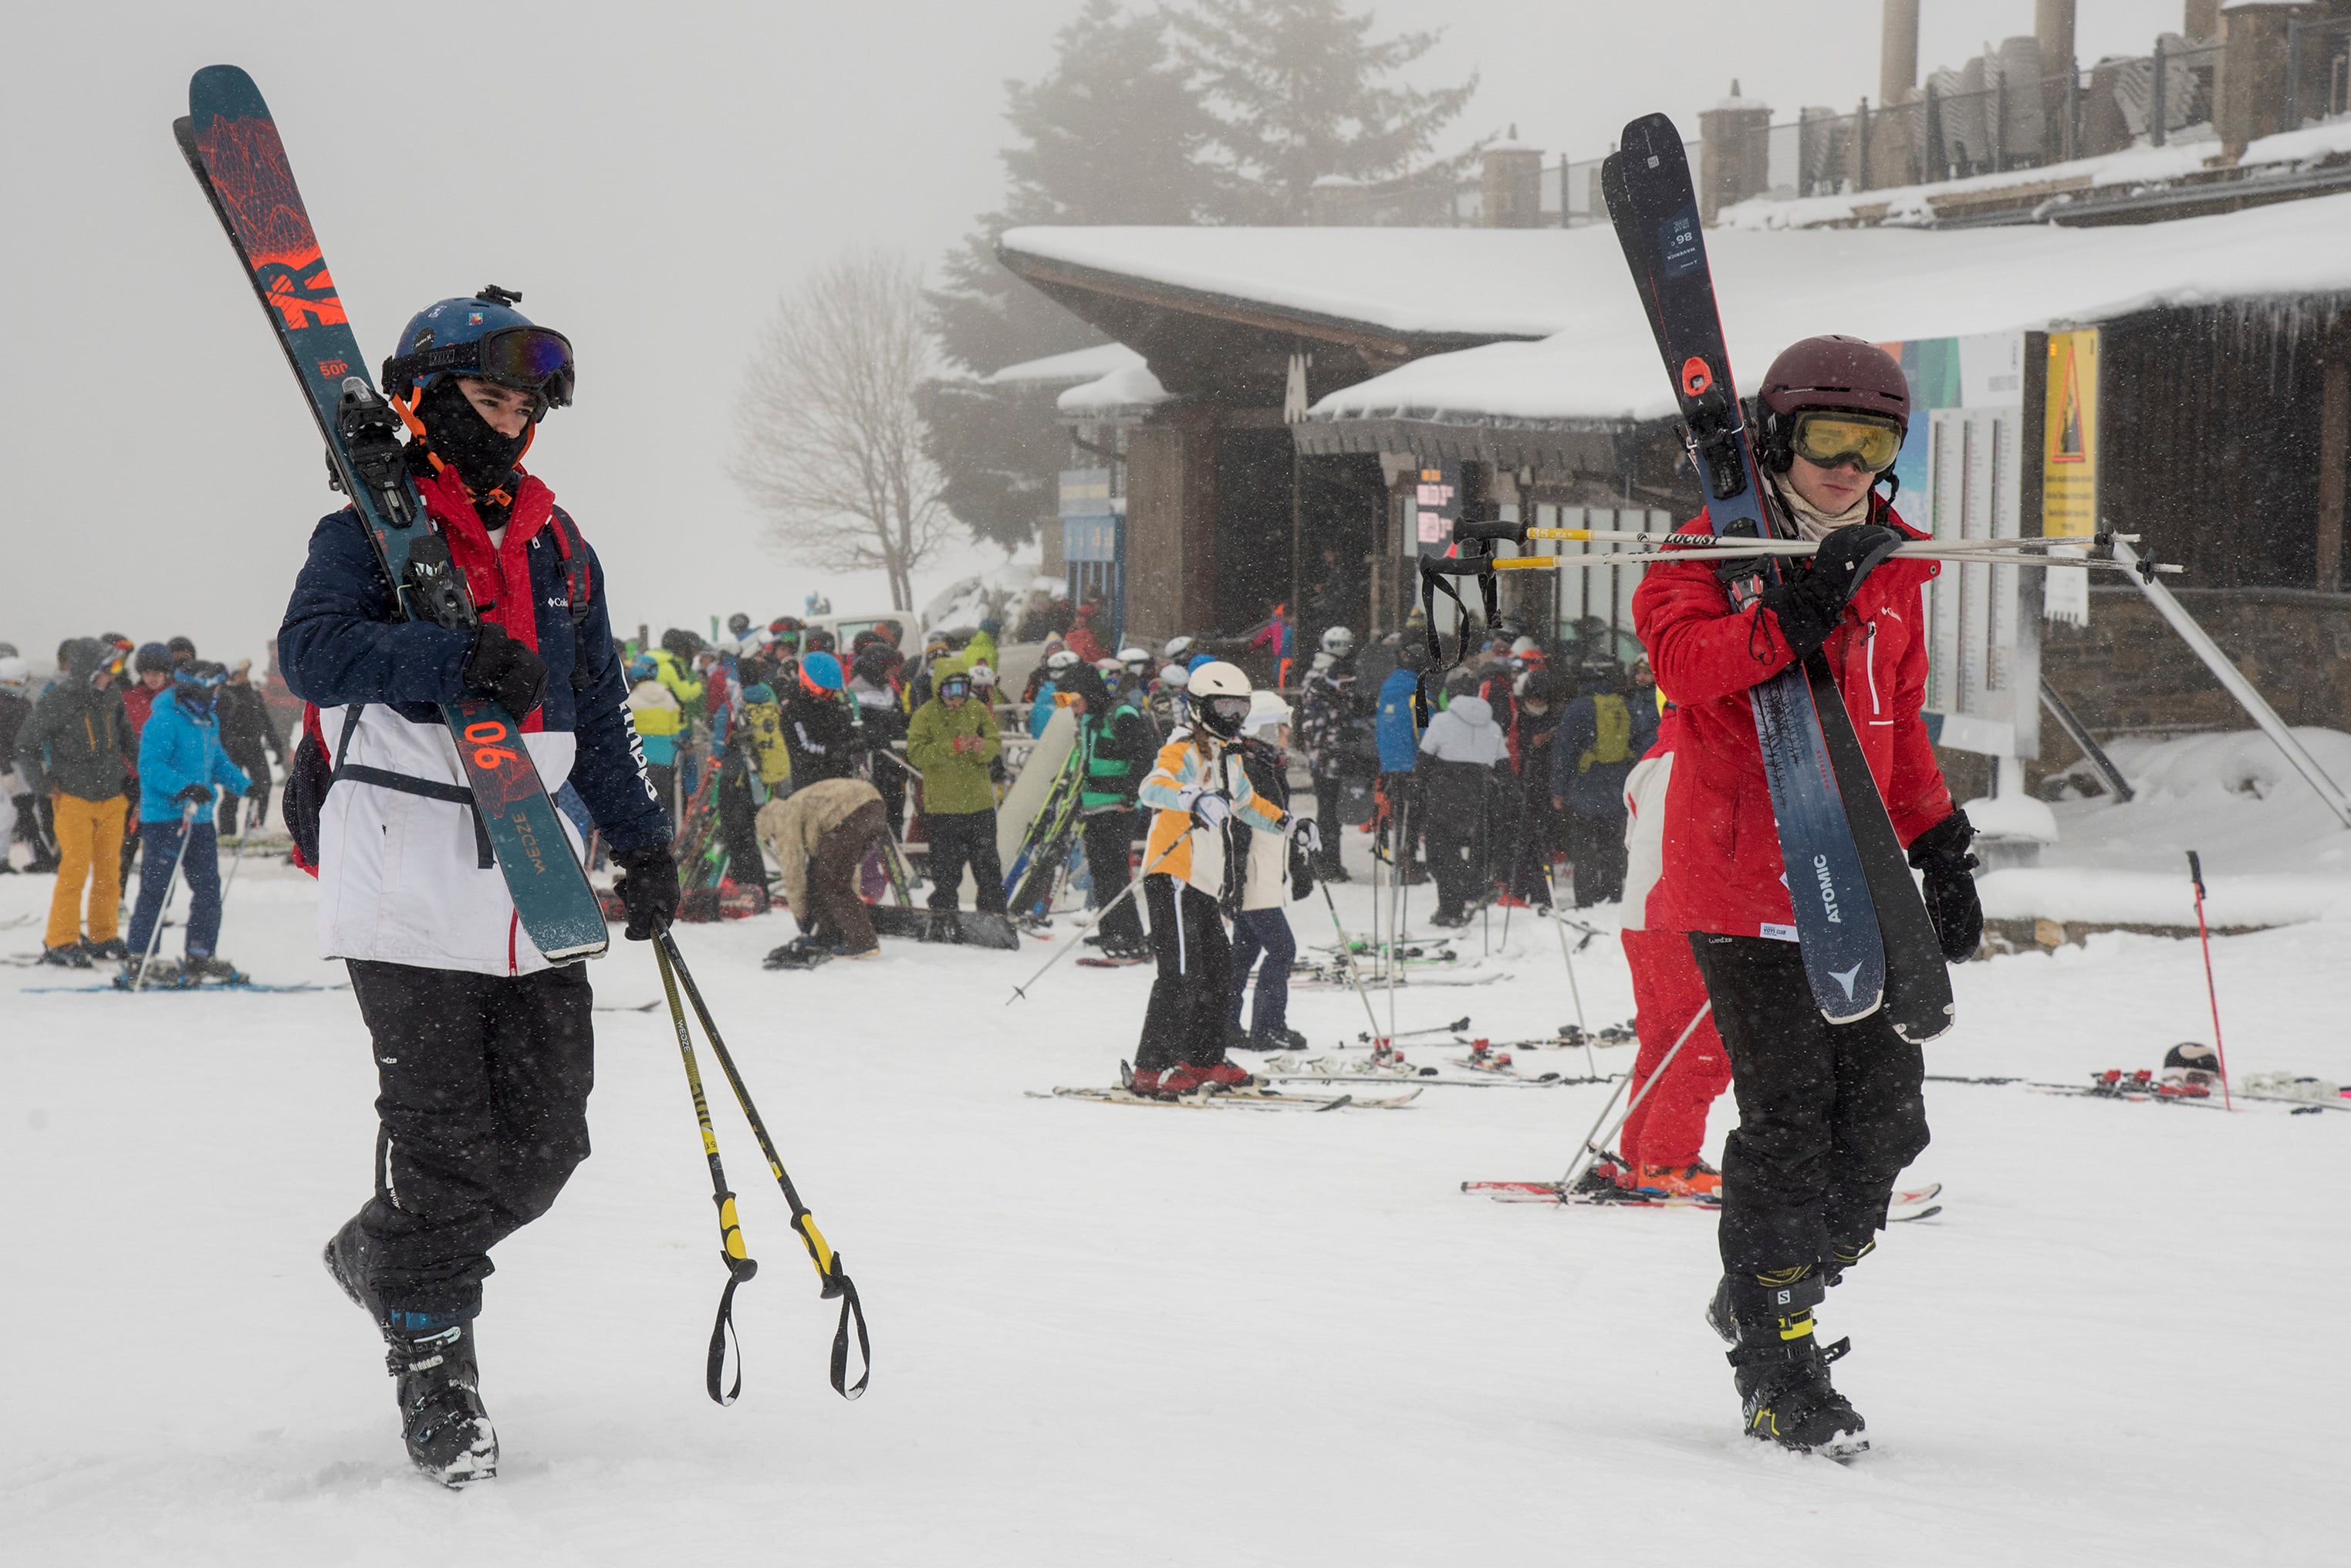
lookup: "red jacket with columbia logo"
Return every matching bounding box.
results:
[1629,498,1955,941]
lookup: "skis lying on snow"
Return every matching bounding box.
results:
[1601,116,1952,1042]
[174,65,606,965]
[1464,1178,1944,1222]
[864,904,1020,951]
[1028,1084,1422,1112]
[1928,1070,2225,1107]
[29,979,346,995]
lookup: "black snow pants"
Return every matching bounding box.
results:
[1081,809,1141,945]
[717,759,768,894]
[1689,933,1930,1274]
[925,808,1006,914]
[344,958,596,1318]
[1137,874,1233,1073]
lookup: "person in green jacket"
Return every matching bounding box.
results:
[905,669,1005,914]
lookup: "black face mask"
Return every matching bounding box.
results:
[414,377,531,498]
[173,682,218,720]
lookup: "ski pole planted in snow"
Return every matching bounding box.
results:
[1005,833,1185,1005]
[1539,857,1597,1080]
[2185,851,2234,1111]
[1556,1002,1712,1195]
[1317,880,1387,1042]
[655,924,870,1400]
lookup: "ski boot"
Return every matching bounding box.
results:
[39,942,91,969]
[1241,1027,1307,1053]
[84,937,129,961]
[1193,1059,1255,1090]
[182,954,247,985]
[324,1221,498,1485]
[1616,1158,1722,1198]
[762,936,833,970]
[1129,1063,1208,1098]
[1708,1266,1867,1461]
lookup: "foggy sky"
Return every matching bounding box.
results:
[0,1,2169,671]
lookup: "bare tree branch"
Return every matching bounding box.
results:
[732,249,951,611]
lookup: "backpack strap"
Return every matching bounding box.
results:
[329,704,495,869]
[546,505,598,691]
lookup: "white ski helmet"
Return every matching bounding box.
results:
[1510,635,1542,659]
[1187,660,1252,740]
[1045,648,1080,673]
[1163,634,1196,662]
[1158,662,1190,690]
[1320,626,1357,657]
[1119,645,1151,668]
[966,662,997,689]
[0,655,27,691]
[1094,656,1123,677]
[1242,690,1292,735]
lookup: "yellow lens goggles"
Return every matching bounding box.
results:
[1792,412,1903,472]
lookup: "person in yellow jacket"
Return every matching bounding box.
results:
[904,669,1004,913]
[1128,661,1303,1097]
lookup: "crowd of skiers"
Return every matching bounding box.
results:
[5,633,284,982]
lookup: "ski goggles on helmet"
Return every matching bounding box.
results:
[384,326,576,408]
[1790,411,1902,473]
[1201,695,1252,728]
[937,675,972,701]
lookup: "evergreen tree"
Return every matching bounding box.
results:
[1170,0,1478,223]
[926,0,1221,550]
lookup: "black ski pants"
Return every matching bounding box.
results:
[1424,813,1485,920]
[1137,875,1233,1073]
[925,808,1006,914]
[1689,933,1930,1275]
[1565,809,1627,907]
[344,958,596,1318]
[1310,777,1349,876]
[1081,809,1140,945]
[716,759,767,894]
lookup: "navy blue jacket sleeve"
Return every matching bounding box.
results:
[277,510,474,712]
[565,540,669,853]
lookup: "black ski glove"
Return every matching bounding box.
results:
[611,843,681,941]
[1907,808,1982,963]
[1760,523,1903,661]
[175,784,213,806]
[461,623,549,718]
[245,780,269,800]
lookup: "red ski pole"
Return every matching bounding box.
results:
[2185,851,2233,1111]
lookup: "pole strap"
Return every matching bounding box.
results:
[658,926,873,1400]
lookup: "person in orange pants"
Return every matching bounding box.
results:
[15,638,137,965]
[1613,701,1733,1196]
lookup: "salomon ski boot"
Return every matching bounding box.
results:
[1710,1266,1867,1461]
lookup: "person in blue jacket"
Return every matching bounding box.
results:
[277,288,674,1488]
[1373,638,1430,883]
[120,661,262,984]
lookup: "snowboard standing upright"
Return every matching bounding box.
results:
[1602,117,1951,1042]
[174,64,607,962]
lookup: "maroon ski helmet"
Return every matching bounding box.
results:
[1755,335,1909,472]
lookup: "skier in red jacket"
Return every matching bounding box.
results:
[1630,335,1981,1459]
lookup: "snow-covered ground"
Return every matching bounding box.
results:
[2,825,2343,1565]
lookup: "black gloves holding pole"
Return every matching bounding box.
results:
[1761,523,1904,660]
[1907,808,1983,963]
[612,843,681,941]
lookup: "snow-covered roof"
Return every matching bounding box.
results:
[981,342,1145,388]
[998,225,1586,341]
[1716,117,2351,231]
[1304,191,2351,431]
[1058,360,1171,415]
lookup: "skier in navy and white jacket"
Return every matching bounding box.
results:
[277,288,677,1488]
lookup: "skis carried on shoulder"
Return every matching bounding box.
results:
[173,66,606,964]
[1600,117,1951,1041]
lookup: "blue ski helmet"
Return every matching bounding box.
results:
[799,651,845,693]
[382,286,575,411]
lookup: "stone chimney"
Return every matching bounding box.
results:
[1481,127,1544,228]
[2182,0,2221,42]
[2218,1,2317,158]
[1697,81,1772,223]
[2035,0,2076,74]
[1881,0,1920,104]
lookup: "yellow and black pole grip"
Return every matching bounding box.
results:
[707,1191,758,1407]
[789,1209,870,1399]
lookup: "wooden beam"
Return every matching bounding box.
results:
[2319,340,2349,592]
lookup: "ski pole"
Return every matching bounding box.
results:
[2185,851,2234,1111]
[656,925,870,1398]
[133,800,201,991]
[1556,1002,1711,1194]
[1539,857,1596,1080]
[1005,833,1185,1005]
[651,926,757,1404]
[1317,878,1387,1043]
